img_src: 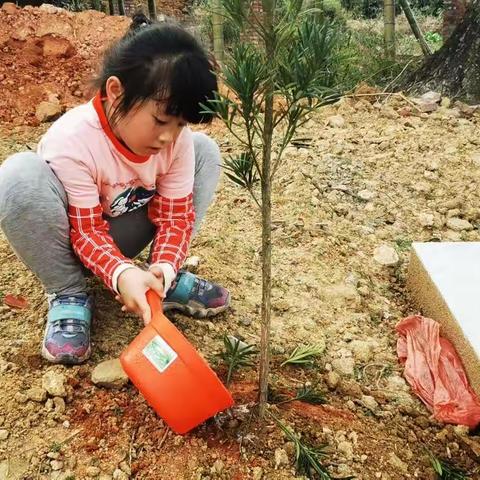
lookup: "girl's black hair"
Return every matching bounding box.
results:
[95,17,217,125]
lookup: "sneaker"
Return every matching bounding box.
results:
[163,271,230,318]
[41,293,94,365]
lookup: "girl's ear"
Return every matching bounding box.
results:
[105,76,124,104]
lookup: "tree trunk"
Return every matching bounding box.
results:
[384,0,396,59]
[108,0,115,15]
[258,0,274,420]
[212,0,224,64]
[443,0,467,40]
[408,0,480,102]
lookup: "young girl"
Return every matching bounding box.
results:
[0,19,230,365]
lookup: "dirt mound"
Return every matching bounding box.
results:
[0,4,189,125]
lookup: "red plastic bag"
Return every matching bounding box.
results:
[396,315,480,429]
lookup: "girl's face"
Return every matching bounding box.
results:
[115,100,186,156]
[105,77,187,156]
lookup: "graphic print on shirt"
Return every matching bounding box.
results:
[110,186,156,216]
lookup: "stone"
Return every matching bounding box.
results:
[360,395,379,412]
[210,459,224,474]
[51,460,63,471]
[414,97,438,113]
[327,115,345,128]
[183,256,200,273]
[332,357,355,376]
[420,91,441,104]
[0,429,9,440]
[373,245,399,266]
[470,153,480,167]
[274,448,289,468]
[350,340,374,363]
[42,36,75,58]
[337,440,354,460]
[446,217,473,231]
[418,213,434,227]
[26,387,47,403]
[42,370,67,397]
[15,391,28,403]
[1,2,17,13]
[86,466,101,477]
[358,189,376,201]
[119,461,131,475]
[252,466,263,480]
[112,468,129,480]
[91,359,129,389]
[388,452,408,474]
[325,371,341,390]
[53,397,66,414]
[35,102,63,123]
[39,3,64,13]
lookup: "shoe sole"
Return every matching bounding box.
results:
[163,293,231,319]
[41,344,91,365]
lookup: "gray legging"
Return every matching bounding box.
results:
[0,132,221,296]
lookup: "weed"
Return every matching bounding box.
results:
[220,335,257,385]
[429,451,469,480]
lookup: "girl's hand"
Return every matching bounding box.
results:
[116,267,164,325]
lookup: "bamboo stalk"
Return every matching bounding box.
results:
[384,0,396,59]
[148,0,157,20]
[108,0,115,14]
[212,0,225,64]
[398,0,432,56]
[117,0,125,16]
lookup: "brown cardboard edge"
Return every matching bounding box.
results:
[406,246,480,396]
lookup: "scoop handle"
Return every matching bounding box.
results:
[146,289,163,322]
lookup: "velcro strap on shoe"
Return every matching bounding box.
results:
[166,271,196,304]
[48,305,92,324]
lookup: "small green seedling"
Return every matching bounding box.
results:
[221,335,257,385]
[281,344,325,367]
[272,415,353,480]
[270,384,327,406]
[429,452,469,480]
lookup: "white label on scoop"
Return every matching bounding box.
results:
[142,334,178,373]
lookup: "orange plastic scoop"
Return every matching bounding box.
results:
[120,290,234,434]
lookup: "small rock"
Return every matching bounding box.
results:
[240,317,252,326]
[252,466,263,480]
[91,359,129,389]
[42,371,67,397]
[42,36,75,58]
[36,102,63,123]
[373,245,399,266]
[358,189,375,201]
[211,459,224,474]
[119,461,131,475]
[112,468,129,480]
[50,460,63,471]
[325,371,341,390]
[274,448,289,468]
[86,466,101,477]
[337,440,354,460]
[413,97,438,113]
[26,387,47,403]
[446,217,473,231]
[470,153,480,167]
[327,115,345,128]
[420,91,441,104]
[418,213,434,227]
[360,395,379,412]
[53,397,66,414]
[1,2,17,14]
[350,340,373,363]
[0,429,9,440]
[15,391,28,403]
[183,256,201,273]
[388,452,408,474]
[332,357,355,376]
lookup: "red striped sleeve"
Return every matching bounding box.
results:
[148,193,195,272]
[68,205,133,291]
